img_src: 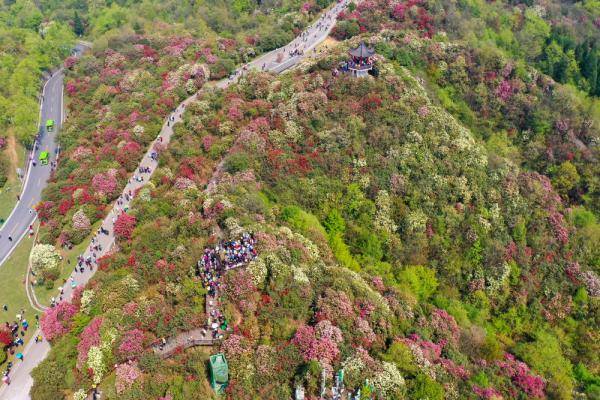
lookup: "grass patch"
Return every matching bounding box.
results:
[0,135,26,223]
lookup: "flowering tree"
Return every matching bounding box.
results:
[118,329,144,360]
[77,318,103,369]
[292,324,340,363]
[496,353,546,398]
[30,244,60,276]
[72,209,91,231]
[91,169,118,197]
[87,346,107,385]
[371,362,405,398]
[0,329,12,347]
[115,361,141,394]
[40,301,79,341]
[114,213,136,240]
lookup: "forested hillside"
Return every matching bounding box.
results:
[0,0,73,189]
[0,0,597,399]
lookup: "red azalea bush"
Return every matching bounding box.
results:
[114,213,136,240]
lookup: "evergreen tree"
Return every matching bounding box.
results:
[73,11,84,36]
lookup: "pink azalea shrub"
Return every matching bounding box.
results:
[91,169,118,196]
[496,353,545,398]
[77,317,103,369]
[292,324,340,363]
[118,329,145,360]
[115,361,141,394]
[41,301,79,341]
[221,334,251,359]
[472,385,503,399]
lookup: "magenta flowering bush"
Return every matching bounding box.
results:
[76,317,103,369]
[118,329,145,360]
[292,324,340,363]
[115,361,142,394]
[40,302,79,341]
[91,169,119,197]
[496,353,546,398]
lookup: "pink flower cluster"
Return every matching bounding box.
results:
[580,271,600,297]
[72,146,93,161]
[115,361,141,394]
[92,169,118,196]
[401,334,471,379]
[548,211,569,245]
[496,80,514,102]
[541,293,572,323]
[496,353,545,398]
[77,317,103,369]
[223,269,256,302]
[292,323,341,363]
[371,276,385,292]
[316,289,355,323]
[64,56,78,69]
[430,308,460,344]
[164,37,195,57]
[221,334,251,359]
[40,301,79,341]
[202,135,215,151]
[472,384,503,399]
[439,358,470,379]
[118,329,145,359]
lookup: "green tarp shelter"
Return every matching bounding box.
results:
[209,353,229,394]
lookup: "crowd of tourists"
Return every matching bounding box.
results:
[1,306,42,384]
[195,233,257,340]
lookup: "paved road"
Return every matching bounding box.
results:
[0,44,86,267]
[0,3,349,398]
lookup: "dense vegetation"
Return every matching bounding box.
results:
[34,0,327,255]
[0,0,74,187]
[2,0,595,398]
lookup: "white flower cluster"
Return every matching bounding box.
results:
[374,190,397,234]
[284,120,302,143]
[486,262,511,293]
[121,275,140,294]
[81,290,95,315]
[247,257,268,287]
[371,362,405,397]
[72,389,87,400]
[224,217,246,238]
[292,265,310,284]
[30,244,60,275]
[133,124,145,137]
[405,210,428,234]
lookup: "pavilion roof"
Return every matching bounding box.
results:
[348,42,375,58]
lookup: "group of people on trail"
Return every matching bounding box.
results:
[220,233,257,270]
[194,233,257,341]
[1,306,42,384]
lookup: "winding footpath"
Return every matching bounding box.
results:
[0,3,349,398]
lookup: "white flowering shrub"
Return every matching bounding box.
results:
[30,244,60,276]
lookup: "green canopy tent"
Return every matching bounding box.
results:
[209,353,229,394]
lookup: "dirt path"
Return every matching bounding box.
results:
[5,133,19,181]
